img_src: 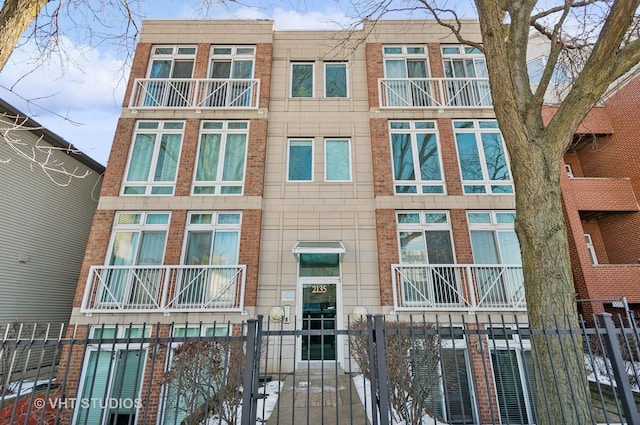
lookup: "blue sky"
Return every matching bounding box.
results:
[0,1,365,164]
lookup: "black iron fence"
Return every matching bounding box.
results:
[0,314,639,424]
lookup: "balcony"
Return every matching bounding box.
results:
[378,78,492,109]
[81,265,246,314]
[392,264,525,312]
[128,78,260,110]
[565,177,639,213]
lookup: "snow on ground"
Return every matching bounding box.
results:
[205,380,283,425]
[351,374,447,425]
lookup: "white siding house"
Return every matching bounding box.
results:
[0,99,104,325]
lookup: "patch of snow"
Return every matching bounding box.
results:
[204,380,283,425]
[351,374,447,425]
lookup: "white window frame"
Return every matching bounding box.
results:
[324,62,348,98]
[290,62,315,98]
[105,212,171,265]
[585,234,599,265]
[160,324,231,425]
[324,138,352,182]
[180,212,242,266]
[488,326,536,425]
[466,211,521,265]
[208,45,256,78]
[395,211,455,264]
[73,326,150,425]
[122,121,185,196]
[192,121,249,195]
[147,45,197,78]
[382,45,430,78]
[454,120,514,195]
[389,120,446,194]
[287,138,314,182]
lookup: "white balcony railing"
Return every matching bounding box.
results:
[378,78,492,108]
[392,264,525,311]
[81,265,246,313]
[128,78,260,110]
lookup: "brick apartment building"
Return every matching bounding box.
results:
[63,19,640,424]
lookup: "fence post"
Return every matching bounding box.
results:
[373,315,391,425]
[240,317,260,425]
[597,312,640,425]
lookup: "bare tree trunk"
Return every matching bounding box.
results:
[510,134,590,425]
[0,0,50,71]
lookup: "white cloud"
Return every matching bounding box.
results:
[0,36,126,165]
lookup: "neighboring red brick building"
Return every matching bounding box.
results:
[559,76,640,319]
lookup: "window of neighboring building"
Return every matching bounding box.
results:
[324,62,348,98]
[287,139,313,181]
[123,121,184,195]
[454,120,513,194]
[208,45,256,107]
[324,139,351,181]
[441,45,491,106]
[145,46,196,107]
[390,121,445,194]
[585,234,598,265]
[193,121,249,195]
[291,63,314,98]
[382,45,430,107]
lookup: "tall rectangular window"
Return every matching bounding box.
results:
[287,139,313,181]
[489,328,537,424]
[102,212,170,307]
[146,45,196,107]
[324,62,348,98]
[324,139,351,181]
[74,327,149,425]
[396,211,458,306]
[454,120,513,194]
[441,45,491,107]
[193,121,248,195]
[123,121,184,195]
[467,211,524,308]
[178,212,242,307]
[382,45,430,107]
[162,325,229,424]
[291,63,314,98]
[390,121,445,194]
[208,45,255,107]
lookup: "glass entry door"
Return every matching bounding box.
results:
[301,283,337,361]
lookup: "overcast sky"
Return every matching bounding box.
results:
[0,1,362,165]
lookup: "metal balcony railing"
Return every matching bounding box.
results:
[392,264,525,311]
[378,77,492,108]
[81,264,246,313]
[128,78,260,110]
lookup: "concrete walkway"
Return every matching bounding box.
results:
[264,371,369,425]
